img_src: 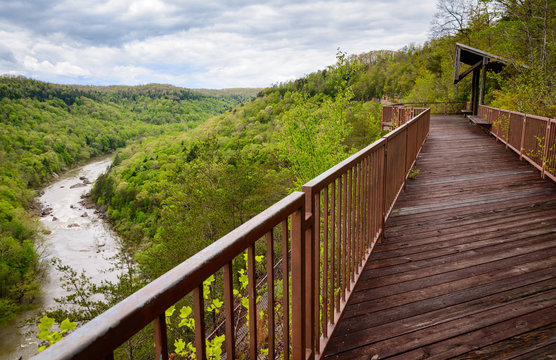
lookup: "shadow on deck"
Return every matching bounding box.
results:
[324,115,556,359]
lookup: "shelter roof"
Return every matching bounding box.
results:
[454,43,508,84]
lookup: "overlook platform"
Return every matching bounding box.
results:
[324,116,556,359]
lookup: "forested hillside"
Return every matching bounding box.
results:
[89,53,384,281]
[0,77,251,325]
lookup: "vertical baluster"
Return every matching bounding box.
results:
[368,156,372,242]
[314,191,321,350]
[336,176,342,311]
[224,262,235,360]
[304,195,315,355]
[331,180,337,317]
[154,313,168,360]
[352,163,357,271]
[342,172,347,300]
[193,285,206,360]
[281,220,290,360]
[346,169,352,291]
[380,144,387,242]
[359,160,364,265]
[362,157,368,255]
[368,154,373,245]
[374,151,379,242]
[291,207,305,360]
[354,164,358,275]
[247,244,257,360]
[356,161,361,266]
[352,165,357,280]
[368,154,374,247]
[370,153,375,244]
[542,120,551,179]
[266,232,275,359]
[323,186,329,338]
[353,164,358,274]
[520,115,527,160]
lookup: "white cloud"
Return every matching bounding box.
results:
[0,0,438,88]
[23,55,90,77]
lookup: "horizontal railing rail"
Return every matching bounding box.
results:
[33,107,431,360]
[382,102,466,130]
[478,105,556,182]
[402,101,468,115]
[302,107,430,358]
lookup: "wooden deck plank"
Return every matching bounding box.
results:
[323,115,556,359]
[327,289,556,357]
[343,255,555,317]
[355,251,556,296]
[336,267,555,337]
[329,295,556,359]
[383,203,556,241]
[387,307,556,360]
[449,323,556,360]
[337,274,556,334]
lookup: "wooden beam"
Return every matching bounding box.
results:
[453,46,461,84]
[479,58,488,105]
[471,67,480,115]
[454,60,483,84]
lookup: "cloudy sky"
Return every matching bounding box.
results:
[0,0,437,89]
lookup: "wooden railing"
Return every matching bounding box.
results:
[33,192,306,360]
[302,107,430,357]
[478,105,556,182]
[382,104,428,129]
[402,102,468,115]
[33,107,431,360]
[382,102,466,129]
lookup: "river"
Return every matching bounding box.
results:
[0,155,121,360]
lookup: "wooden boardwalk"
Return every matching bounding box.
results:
[323,115,556,359]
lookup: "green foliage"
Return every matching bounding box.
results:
[165,276,227,359]
[37,315,76,352]
[427,0,556,117]
[408,167,421,179]
[164,253,266,359]
[0,76,247,326]
[92,52,386,281]
[276,90,354,188]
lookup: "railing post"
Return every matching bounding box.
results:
[520,114,527,160]
[403,125,409,191]
[193,286,207,360]
[153,314,168,360]
[542,120,551,179]
[291,202,306,360]
[301,185,316,359]
[223,262,235,360]
[380,138,388,243]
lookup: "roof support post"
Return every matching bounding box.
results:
[479,57,488,106]
[471,67,480,115]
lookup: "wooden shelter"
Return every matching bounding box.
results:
[454,43,508,115]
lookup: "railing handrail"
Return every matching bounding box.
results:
[34,192,305,360]
[479,104,554,122]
